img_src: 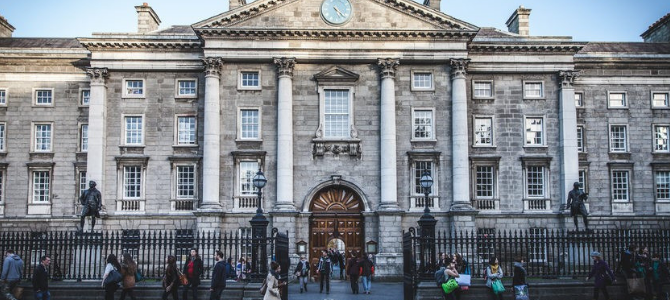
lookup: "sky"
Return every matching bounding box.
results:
[1,0,669,42]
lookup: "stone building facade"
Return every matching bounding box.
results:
[0,2,669,277]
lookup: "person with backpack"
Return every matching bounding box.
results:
[651,253,669,300]
[210,250,226,300]
[294,255,309,293]
[346,252,360,294]
[486,256,504,300]
[587,251,616,300]
[317,250,333,294]
[102,254,122,300]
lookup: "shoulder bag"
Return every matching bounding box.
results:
[492,279,506,295]
[104,269,123,286]
[178,268,189,285]
[259,278,268,295]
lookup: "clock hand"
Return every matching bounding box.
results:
[333,6,344,17]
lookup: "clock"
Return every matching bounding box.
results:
[320,0,353,25]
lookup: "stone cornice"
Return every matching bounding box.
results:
[469,43,583,54]
[196,28,476,41]
[78,39,202,51]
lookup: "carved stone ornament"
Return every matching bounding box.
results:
[274,57,296,77]
[449,58,470,78]
[312,141,362,158]
[558,70,579,89]
[203,57,224,76]
[377,58,400,78]
[85,67,108,84]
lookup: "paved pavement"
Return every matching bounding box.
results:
[286,278,402,300]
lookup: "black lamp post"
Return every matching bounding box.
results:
[249,168,269,281]
[417,171,437,277]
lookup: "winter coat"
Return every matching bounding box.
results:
[347,257,360,277]
[32,263,49,292]
[1,254,23,281]
[263,271,282,300]
[183,256,203,285]
[294,260,309,277]
[360,258,374,277]
[512,262,527,286]
[120,261,137,289]
[211,260,227,289]
[162,265,180,290]
[588,259,615,288]
[486,265,503,288]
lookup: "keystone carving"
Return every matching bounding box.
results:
[450,58,470,78]
[274,57,296,77]
[203,57,224,77]
[378,58,400,79]
[558,70,579,89]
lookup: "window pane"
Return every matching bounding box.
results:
[524,82,543,98]
[413,161,433,195]
[177,165,196,199]
[610,125,627,152]
[125,117,143,145]
[36,90,52,105]
[177,116,196,145]
[35,124,52,152]
[653,93,669,108]
[78,171,87,198]
[611,171,629,202]
[126,80,143,95]
[413,73,432,89]
[124,166,142,198]
[577,126,584,152]
[0,171,3,202]
[525,118,543,145]
[575,93,583,107]
[474,82,492,98]
[526,166,545,197]
[475,118,492,146]
[578,169,587,192]
[656,171,670,201]
[241,109,260,139]
[0,89,5,105]
[32,171,50,203]
[413,110,433,139]
[178,80,197,95]
[0,124,5,151]
[81,90,90,105]
[241,72,259,87]
[476,166,494,198]
[609,93,626,107]
[240,161,258,195]
[324,89,349,138]
[654,125,669,152]
[81,125,88,152]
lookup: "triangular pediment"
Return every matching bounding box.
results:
[314,66,360,83]
[193,0,478,33]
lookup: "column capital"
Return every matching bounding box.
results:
[558,70,579,89]
[274,57,296,77]
[377,58,400,79]
[449,58,470,79]
[85,67,108,85]
[203,57,224,77]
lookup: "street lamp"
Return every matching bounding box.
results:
[249,168,269,281]
[419,171,433,214]
[252,169,267,214]
[417,171,437,278]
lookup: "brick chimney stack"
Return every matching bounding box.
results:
[135,2,161,34]
[422,0,441,11]
[506,5,531,36]
[0,15,15,37]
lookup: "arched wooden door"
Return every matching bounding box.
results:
[309,186,364,277]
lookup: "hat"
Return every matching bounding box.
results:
[590,251,601,257]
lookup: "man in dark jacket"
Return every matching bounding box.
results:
[1,250,23,300]
[32,255,51,300]
[317,250,333,294]
[209,251,226,300]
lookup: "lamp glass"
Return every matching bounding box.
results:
[253,169,267,189]
[419,171,433,189]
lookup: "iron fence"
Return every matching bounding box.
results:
[0,229,283,281]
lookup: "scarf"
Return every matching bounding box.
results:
[491,263,499,275]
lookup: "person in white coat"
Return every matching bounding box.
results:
[263,261,285,300]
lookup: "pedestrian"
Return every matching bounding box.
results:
[360,253,375,294]
[263,261,285,300]
[346,252,360,294]
[513,256,528,300]
[337,250,345,280]
[235,257,246,281]
[119,253,138,300]
[1,249,23,300]
[486,256,504,300]
[650,253,669,300]
[620,244,638,278]
[224,258,235,280]
[32,255,50,300]
[161,255,180,300]
[182,248,203,300]
[294,255,309,293]
[586,251,616,300]
[443,261,461,300]
[638,246,652,299]
[209,250,226,300]
[317,250,333,294]
[102,254,122,300]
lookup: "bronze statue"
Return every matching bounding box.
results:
[79,181,101,232]
[567,181,589,232]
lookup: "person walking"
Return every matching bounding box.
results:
[182,248,203,300]
[513,256,528,300]
[650,253,669,300]
[119,253,138,300]
[317,250,333,294]
[294,255,309,293]
[209,250,226,300]
[161,255,180,300]
[360,253,375,295]
[1,249,23,300]
[32,256,50,300]
[346,252,360,294]
[102,254,122,300]
[486,256,504,300]
[638,246,653,299]
[587,251,616,300]
[337,250,345,280]
[263,261,285,300]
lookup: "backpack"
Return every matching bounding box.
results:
[435,268,447,286]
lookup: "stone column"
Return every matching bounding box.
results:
[85,67,108,202]
[201,57,224,211]
[377,58,400,211]
[274,57,296,212]
[558,70,579,208]
[449,59,473,211]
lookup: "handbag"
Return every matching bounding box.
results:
[178,269,189,286]
[104,269,122,286]
[627,277,645,294]
[135,270,144,282]
[455,274,471,286]
[259,278,268,295]
[514,284,529,300]
[441,278,459,294]
[492,279,505,294]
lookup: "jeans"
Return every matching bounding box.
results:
[298,276,308,291]
[34,290,51,300]
[361,275,371,292]
[182,282,199,300]
[209,287,224,300]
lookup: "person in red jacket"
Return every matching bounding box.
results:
[182,248,203,300]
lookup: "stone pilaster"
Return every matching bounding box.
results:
[377,58,400,211]
[201,57,224,211]
[375,212,403,280]
[449,59,474,211]
[274,57,297,212]
[85,67,108,206]
[558,70,579,209]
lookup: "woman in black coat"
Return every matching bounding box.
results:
[182,248,204,300]
[162,255,180,300]
[346,252,361,294]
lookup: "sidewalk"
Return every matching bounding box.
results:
[287,278,401,300]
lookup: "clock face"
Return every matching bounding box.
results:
[320,0,353,25]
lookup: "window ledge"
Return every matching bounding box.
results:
[608,152,631,161]
[656,202,670,214]
[652,107,670,110]
[473,97,495,101]
[122,96,146,100]
[172,144,199,148]
[29,152,54,160]
[237,87,262,91]
[612,202,634,214]
[235,139,263,143]
[312,139,361,158]
[473,145,496,149]
[411,140,437,149]
[27,203,51,215]
[410,88,435,92]
[523,97,546,101]
[120,146,145,155]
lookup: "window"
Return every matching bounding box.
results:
[176,79,197,97]
[0,89,6,105]
[77,171,87,199]
[324,89,350,138]
[608,92,627,108]
[80,124,88,152]
[123,79,144,98]
[609,125,628,153]
[239,71,261,90]
[32,171,50,203]
[475,166,495,199]
[474,117,493,146]
[611,170,630,202]
[34,89,53,106]
[577,126,585,152]
[652,92,669,108]
[239,109,260,140]
[176,116,196,145]
[656,170,670,202]
[233,152,265,211]
[411,71,433,91]
[523,81,543,98]
[526,166,546,198]
[0,123,5,152]
[33,124,52,152]
[413,161,434,196]
[239,161,259,196]
[579,168,588,193]
[524,117,545,146]
[176,165,196,199]
[412,109,434,140]
[473,81,493,99]
[575,92,583,107]
[123,166,142,199]
[81,89,90,106]
[528,228,547,262]
[124,116,143,146]
[0,170,4,204]
[654,125,669,152]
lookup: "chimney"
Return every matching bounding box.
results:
[0,15,15,37]
[506,5,531,36]
[230,0,248,10]
[422,0,441,11]
[135,3,161,34]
